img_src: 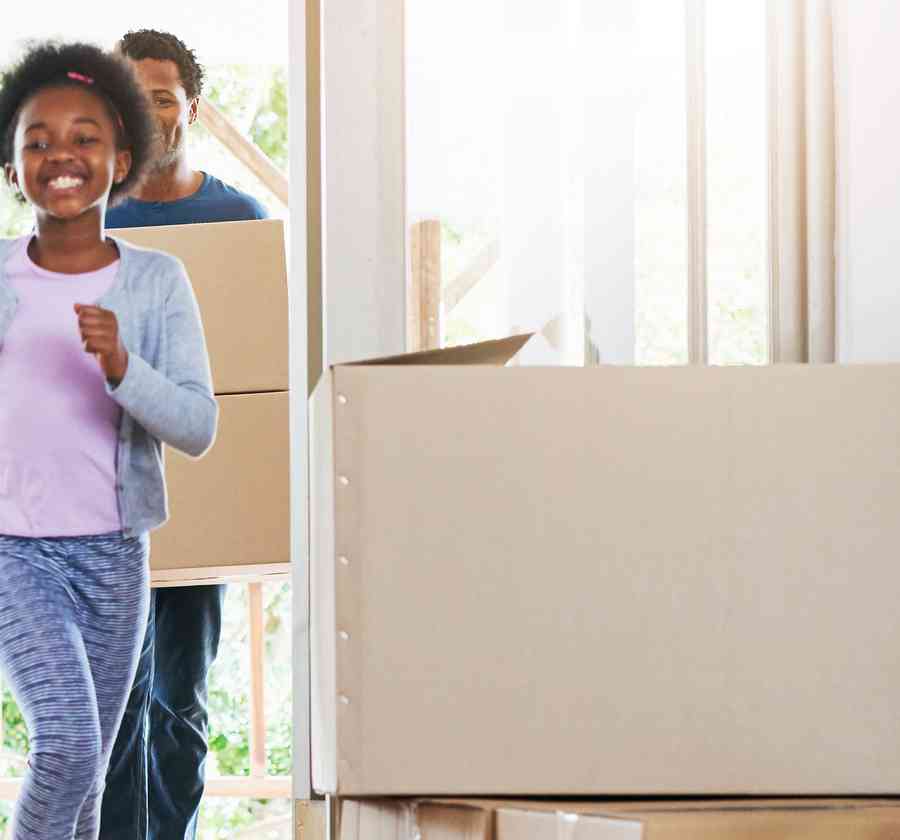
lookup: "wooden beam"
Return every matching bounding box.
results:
[408,220,442,351]
[198,98,289,208]
[442,239,500,313]
[295,799,328,840]
[0,775,293,801]
[207,775,292,797]
[248,582,267,778]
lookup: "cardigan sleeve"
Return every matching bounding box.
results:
[106,257,218,458]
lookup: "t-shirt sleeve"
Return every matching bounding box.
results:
[242,194,270,220]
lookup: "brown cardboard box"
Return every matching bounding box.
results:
[112,219,289,394]
[110,221,291,584]
[151,391,290,584]
[310,336,900,795]
[338,799,900,840]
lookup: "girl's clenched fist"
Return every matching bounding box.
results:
[74,303,129,385]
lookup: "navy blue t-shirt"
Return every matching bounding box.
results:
[106,172,268,228]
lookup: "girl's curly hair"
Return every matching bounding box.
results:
[0,41,155,206]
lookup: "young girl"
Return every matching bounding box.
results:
[0,43,216,839]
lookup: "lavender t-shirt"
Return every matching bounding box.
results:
[0,236,122,537]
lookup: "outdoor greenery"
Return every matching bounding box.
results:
[0,63,292,839]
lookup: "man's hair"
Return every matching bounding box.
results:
[0,41,155,205]
[117,29,205,100]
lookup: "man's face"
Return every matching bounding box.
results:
[129,57,197,171]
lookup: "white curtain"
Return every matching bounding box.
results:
[767,0,837,363]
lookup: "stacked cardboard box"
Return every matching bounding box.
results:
[304,335,900,836]
[114,220,290,586]
[333,799,900,840]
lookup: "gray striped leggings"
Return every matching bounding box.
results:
[0,532,149,840]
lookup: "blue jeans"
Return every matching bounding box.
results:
[98,583,226,840]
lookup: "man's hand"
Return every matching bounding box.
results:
[74,304,129,386]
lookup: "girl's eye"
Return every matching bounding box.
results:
[76,136,99,145]
[24,141,47,151]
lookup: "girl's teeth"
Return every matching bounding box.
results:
[50,177,83,189]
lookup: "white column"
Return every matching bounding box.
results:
[289,0,311,802]
[323,0,407,364]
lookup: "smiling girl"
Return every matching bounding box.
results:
[0,42,216,840]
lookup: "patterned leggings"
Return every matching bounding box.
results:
[0,532,149,840]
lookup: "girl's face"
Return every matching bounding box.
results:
[5,85,131,223]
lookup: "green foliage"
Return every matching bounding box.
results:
[249,67,289,173]
[191,63,289,218]
[0,190,32,238]
[2,689,28,761]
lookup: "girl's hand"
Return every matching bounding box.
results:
[74,303,129,386]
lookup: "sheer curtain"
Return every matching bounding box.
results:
[767,0,837,363]
[405,1,636,366]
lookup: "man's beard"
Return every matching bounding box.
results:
[149,130,182,173]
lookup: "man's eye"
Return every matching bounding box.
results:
[76,136,99,145]
[24,141,47,151]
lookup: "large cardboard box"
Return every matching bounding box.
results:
[310,335,900,795]
[151,392,290,585]
[338,799,900,840]
[112,220,289,394]
[112,221,290,583]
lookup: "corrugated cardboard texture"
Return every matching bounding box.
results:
[315,363,900,795]
[151,392,289,571]
[112,220,289,394]
[338,800,900,840]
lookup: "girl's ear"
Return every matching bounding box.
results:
[4,163,19,192]
[113,149,132,186]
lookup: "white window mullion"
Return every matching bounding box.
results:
[685,0,709,365]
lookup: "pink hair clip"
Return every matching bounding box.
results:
[67,71,94,85]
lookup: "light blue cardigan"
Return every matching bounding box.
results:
[0,235,217,537]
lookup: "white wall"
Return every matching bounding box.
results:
[837,0,900,361]
[0,0,287,63]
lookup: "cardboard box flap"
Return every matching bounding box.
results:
[345,333,532,368]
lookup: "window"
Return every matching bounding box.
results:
[405,0,769,366]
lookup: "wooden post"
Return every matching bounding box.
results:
[295,799,328,840]
[0,674,4,763]
[408,220,442,351]
[248,582,267,778]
